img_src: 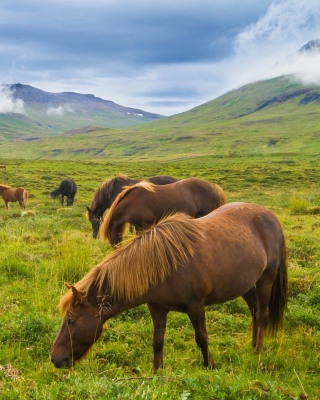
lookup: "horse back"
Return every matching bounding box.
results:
[147,203,284,306]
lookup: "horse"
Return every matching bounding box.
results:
[100,177,227,247]
[86,175,178,238]
[51,202,288,372]
[50,179,77,207]
[0,184,28,209]
[0,165,6,169]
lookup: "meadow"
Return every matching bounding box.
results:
[0,154,319,399]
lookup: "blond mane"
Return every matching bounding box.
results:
[100,181,156,241]
[60,212,205,314]
[0,184,11,190]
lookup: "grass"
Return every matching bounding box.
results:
[0,154,319,399]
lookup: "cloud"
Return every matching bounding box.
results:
[229,0,320,86]
[46,104,74,116]
[0,85,25,114]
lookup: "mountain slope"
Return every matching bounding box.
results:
[0,84,163,140]
[1,76,320,160]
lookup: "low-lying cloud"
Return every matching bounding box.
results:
[46,104,74,116]
[0,86,25,114]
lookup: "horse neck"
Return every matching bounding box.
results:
[0,185,9,194]
[109,179,135,204]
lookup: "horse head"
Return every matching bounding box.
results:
[86,207,103,238]
[51,284,104,368]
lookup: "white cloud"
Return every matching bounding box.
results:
[0,86,25,114]
[46,104,74,116]
[228,0,320,87]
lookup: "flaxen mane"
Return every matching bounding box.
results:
[0,184,11,190]
[86,175,129,219]
[60,213,205,314]
[100,181,156,241]
[212,183,227,206]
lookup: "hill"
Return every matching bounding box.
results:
[0,83,163,140]
[1,75,320,160]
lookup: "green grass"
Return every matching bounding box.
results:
[0,155,319,399]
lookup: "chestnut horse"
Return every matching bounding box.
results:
[51,202,288,372]
[86,175,178,238]
[0,184,28,210]
[100,177,227,247]
[50,178,77,207]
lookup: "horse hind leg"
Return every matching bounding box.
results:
[254,270,278,354]
[242,287,258,348]
[187,303,216,369]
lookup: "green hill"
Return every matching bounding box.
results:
[0,84,163,141]
[1,76,320,160]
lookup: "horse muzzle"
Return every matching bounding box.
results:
[50,354,73,369]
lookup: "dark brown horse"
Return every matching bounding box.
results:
[0,165,6,169]
[86,175,178,238]
[100,177,227,247]
[0,184,28,209]
[51,202,288,372]
[50,179,77,207]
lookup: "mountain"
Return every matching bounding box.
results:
[1,75,320,160]
[0,84,163,140]
[299,38,320,52]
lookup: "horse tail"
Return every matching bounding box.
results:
[268,238,288,335]
[50,187,62,199]
[213,183,227,207]
[23,190,28,208]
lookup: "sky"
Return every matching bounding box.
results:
[0,0,320,116]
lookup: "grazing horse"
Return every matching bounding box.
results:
[0,184,28,210]
[51,202,288,372]
[100,177,227,247]
[50,179,77,207]
[86,175,178,238]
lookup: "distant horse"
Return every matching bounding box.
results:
[50,179,77,207]
[51,202,288,372]
[100,177,227,247]
[86,175,178,238]
[0,184,28,209]
[0,165,6,169]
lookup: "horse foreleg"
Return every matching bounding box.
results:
[5,201,9,209]
[147,304,168,373]
[242,287,258,348]
[187,303,216,369]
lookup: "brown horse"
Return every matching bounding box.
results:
[0,184,28,210]
[51,202,288,372]
[100,177,227,247]
[0,165,6,169]
[86,175,178,238]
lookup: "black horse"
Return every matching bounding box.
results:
[50,179,77,206]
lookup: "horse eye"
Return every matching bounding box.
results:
[68,319,76,325]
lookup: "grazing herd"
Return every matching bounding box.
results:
[0,170,289,372]
[51,174,288,372]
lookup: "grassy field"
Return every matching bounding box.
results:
[0,154,319,399]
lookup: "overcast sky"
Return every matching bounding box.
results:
[1,0,320,116]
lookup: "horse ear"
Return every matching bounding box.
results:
[65,282,72,290]
[86,207,91,213]
[65,282,82,303]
